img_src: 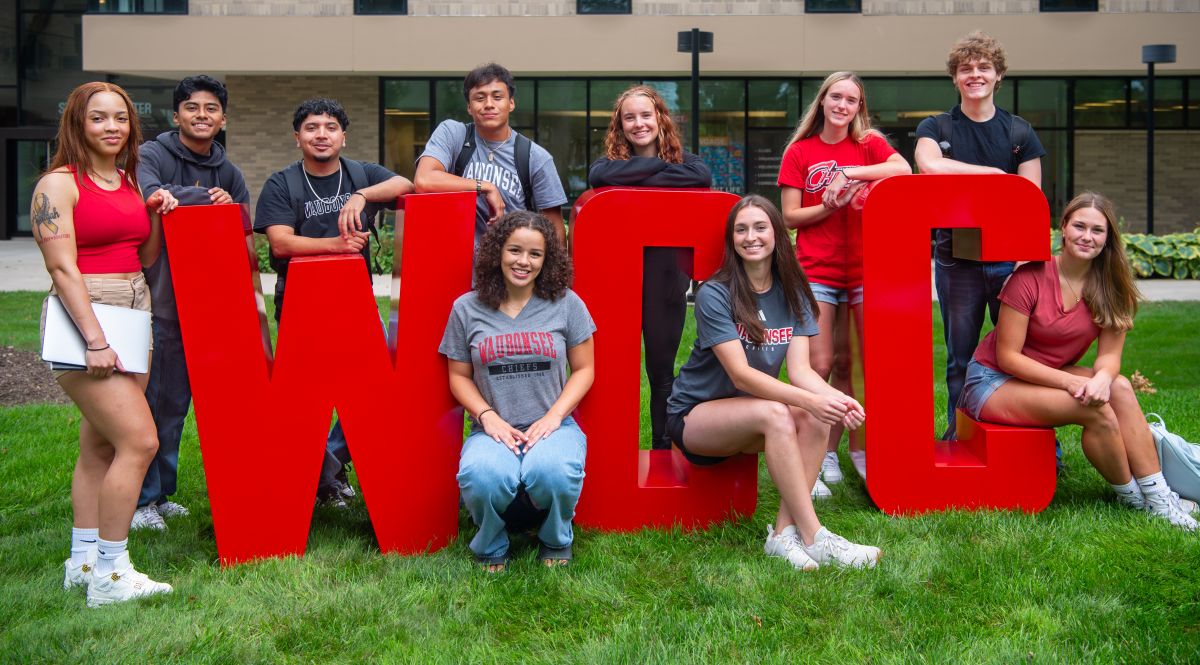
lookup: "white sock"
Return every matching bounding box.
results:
[777,524,797,539]
[1111,478,1141,499]
[95,538,128,575]
[70,527,98,566]
[1136,472,1170,499]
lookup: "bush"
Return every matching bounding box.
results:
[1051,228,1200,279]
[255,217,396,276]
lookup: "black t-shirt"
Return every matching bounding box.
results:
[254,160,397,319]
[916,106,1046,261]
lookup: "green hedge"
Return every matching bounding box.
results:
[255,220,395,275]
[1051,228,1200,279]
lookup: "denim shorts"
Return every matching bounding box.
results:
[40,273,152,379]
[810,281,864,306]
[957,359,1011,421]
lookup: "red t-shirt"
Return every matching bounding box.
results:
[776,133,896,288]
[974,259,1103,371]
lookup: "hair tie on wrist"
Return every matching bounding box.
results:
[478,407,495,421]
[87,344,110,352]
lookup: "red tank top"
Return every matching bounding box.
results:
[70,166,150,274]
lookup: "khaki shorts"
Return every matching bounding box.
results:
[41,273,152,379]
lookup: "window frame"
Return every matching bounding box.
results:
[354,0,408,15]
[85,0,188,15]
[804,0,862,14]
[577,0,632,15]
[1038,0,1098,12]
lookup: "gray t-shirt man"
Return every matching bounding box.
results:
[420,119,568,240]
[439,289,596,431]
[667,280,818,416]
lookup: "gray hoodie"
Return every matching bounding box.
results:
[138,131,250,320]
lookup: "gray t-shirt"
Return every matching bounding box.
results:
[667,279,818,416]
[420,119,568,239]
[439,289,596,431]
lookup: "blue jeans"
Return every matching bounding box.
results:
[140,316,190,508]
[456,417,587,559]
[934,257,1015,439]
[317,420,350,495]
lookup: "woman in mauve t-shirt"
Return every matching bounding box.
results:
[778,72,911,493]
[961,191,1196,530]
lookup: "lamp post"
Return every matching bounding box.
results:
[1142,44,1176,235]
[677,28,714,156]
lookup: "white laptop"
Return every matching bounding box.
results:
[41,296,152,374]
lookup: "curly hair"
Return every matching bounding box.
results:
[946,31,1008,80]
[473,210,573,310]
[603,85,684,163]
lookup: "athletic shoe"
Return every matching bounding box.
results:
[337,480,356,500]
[130,505,166,531]
[850,450,867,480]
[763,525,818,571]
[155,501,189,519]
[1144,491,1198,531]
[63,558,94,590]
[803,527,882,569]
[821,451,843,484]
[316,490,348,509]
[86,553,172,608]
[1122,490,1198,515]
[811,478,832,500]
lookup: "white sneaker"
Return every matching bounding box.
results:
[155,501,189,519]
[63,558,94,590]
[763,525,818,571]
[811,478,832,500]
[850,450,866,480]
[1123,489,1199,516]
[803,527,882,569]
[1145,491,1199,531]
[130,505,166,531]
[821,451,843,484]
[86,553,172,608]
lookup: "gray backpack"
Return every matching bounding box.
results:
[1147,413,1200,503]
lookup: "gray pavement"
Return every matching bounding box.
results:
[3,236,1199,301]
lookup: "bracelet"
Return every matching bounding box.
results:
[477,407,495,422]
[86,344,110,352]
[351,191,367,201]
[475,179,483,194]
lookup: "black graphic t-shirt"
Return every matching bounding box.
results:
[254,161,397,318]
[439,289,595,431]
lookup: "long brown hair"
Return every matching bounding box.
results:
[47,81,142,192]
[710,195,818,344]
[1062,191,1139,331]
[473,210,573,310]
[787,71,883,147]
[603,85,684,163]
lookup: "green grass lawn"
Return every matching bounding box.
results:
[1,292,1198,663]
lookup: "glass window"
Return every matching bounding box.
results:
[1074,79,1127,128]
[434,79,471,125]
[1,6,16,87]
[1191,78,1200,128]
[87,0,187,13]
[862,78,960,165]
[0,87,16,126]
[1036,129,1069,221]
[1039,0,1097,10]
[587,79,640,161]
[748,79,798,129]
[29,0,89,11]
[577,0,631,14]
[1131,77,1184,129]
[20,13,90,127]
[15,139,53,234]
[382,80,429,181]
[700,80,745,193]
[806,0,861,12]
[355,0,406,14]
[1015,79,1068,128]
[108,74,177,136]
[537,80,588,201]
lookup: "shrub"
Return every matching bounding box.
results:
[255,217,396,276]
[1051,228,1200,279]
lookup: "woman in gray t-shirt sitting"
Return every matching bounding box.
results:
[666,194,880,570]
[439,211,596,571]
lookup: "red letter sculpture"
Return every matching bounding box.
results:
[862,175,1056,515]
[165,194,475,564]
[571,188,758,530]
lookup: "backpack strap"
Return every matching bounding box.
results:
[340,157,384,274]
[1008,114,1032,173]
[935,112,954,158]
[278,161,307,275]
[513,131,534,211]
[452,122,477,177]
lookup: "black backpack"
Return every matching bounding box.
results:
[279,157,382,273]
[451,122,536,211]
[934,110,1032,174]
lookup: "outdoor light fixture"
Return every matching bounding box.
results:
[1142,44,1176,234]
[677,29,714,156]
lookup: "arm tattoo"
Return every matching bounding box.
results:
[32,193,67,243]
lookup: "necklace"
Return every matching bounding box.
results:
[302,166,342,205]
[479,129,511,163]
[1058,258,1084,305]
[90,170,118,186]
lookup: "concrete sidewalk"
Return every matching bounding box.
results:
[3,236,1199,301]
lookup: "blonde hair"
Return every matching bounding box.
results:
[1062,191,1140,331]
[786,72,882,147]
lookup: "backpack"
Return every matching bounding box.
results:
[933,110,1033,174]
[280,157,382,273]
[451,122,536,211]
[1147,413,1200,503]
